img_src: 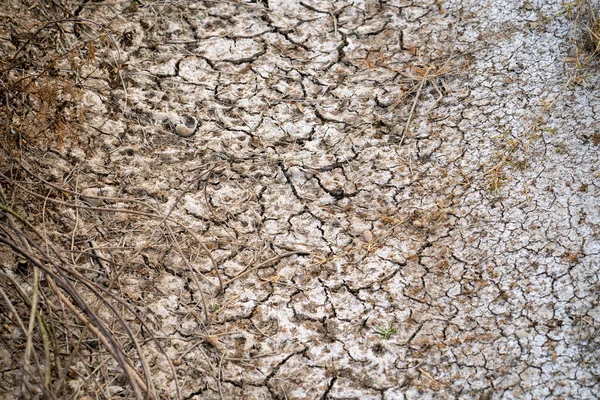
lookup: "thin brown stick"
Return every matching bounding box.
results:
[158,164,216,226]
[18,163,144,204]
[165,223,210,323]
[9,18,127,100]
[224,251,310,287]
[0,185,44,393]
[218,352,226,400]
[399,68,429,146]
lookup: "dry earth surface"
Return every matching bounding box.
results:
[1,0,600,399]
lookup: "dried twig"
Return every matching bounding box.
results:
[224,250,310,287]
[400,69,429,146]
[165,222,211,323]
[218,352,226,400]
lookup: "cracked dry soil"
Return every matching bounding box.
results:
[2,0,600,399]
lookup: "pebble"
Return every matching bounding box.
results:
[303,168,320,178]
[515,329,529,339]
[175,115,197,137]
[81,187,104,207]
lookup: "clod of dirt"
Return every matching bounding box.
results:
[175,115,198,137]
[205,335,223,351]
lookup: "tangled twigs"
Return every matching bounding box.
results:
[8,17,127,98]
[0,182,173,399]
[0,228,146,399]
[224,250,311,288]
[400,68,429,146]
[15,162,225,291]
[165,222,211,323]
[1,12,127,151]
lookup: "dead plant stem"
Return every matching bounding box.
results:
[225,251,310,287]
[400,68,430,146]
[165,223,210,323]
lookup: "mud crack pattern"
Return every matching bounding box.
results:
[6,0,600,399]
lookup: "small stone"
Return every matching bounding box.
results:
[362,229,374,243]
[515,329,528,339]
[175,115,197,137]
[205,335,222,350]
[303,168,320,178]
[82,91,104,110]
[81,188,104,207]
[106,386,124,396]
[330,188,345,199]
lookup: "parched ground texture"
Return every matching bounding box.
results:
[2,0,600,399]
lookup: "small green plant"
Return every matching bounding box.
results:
[374,324,396,340]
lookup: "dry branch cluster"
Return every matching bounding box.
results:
[0,3,163,399]
[0,167,181,399]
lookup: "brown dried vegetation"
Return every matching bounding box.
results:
[0,4,157,400]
